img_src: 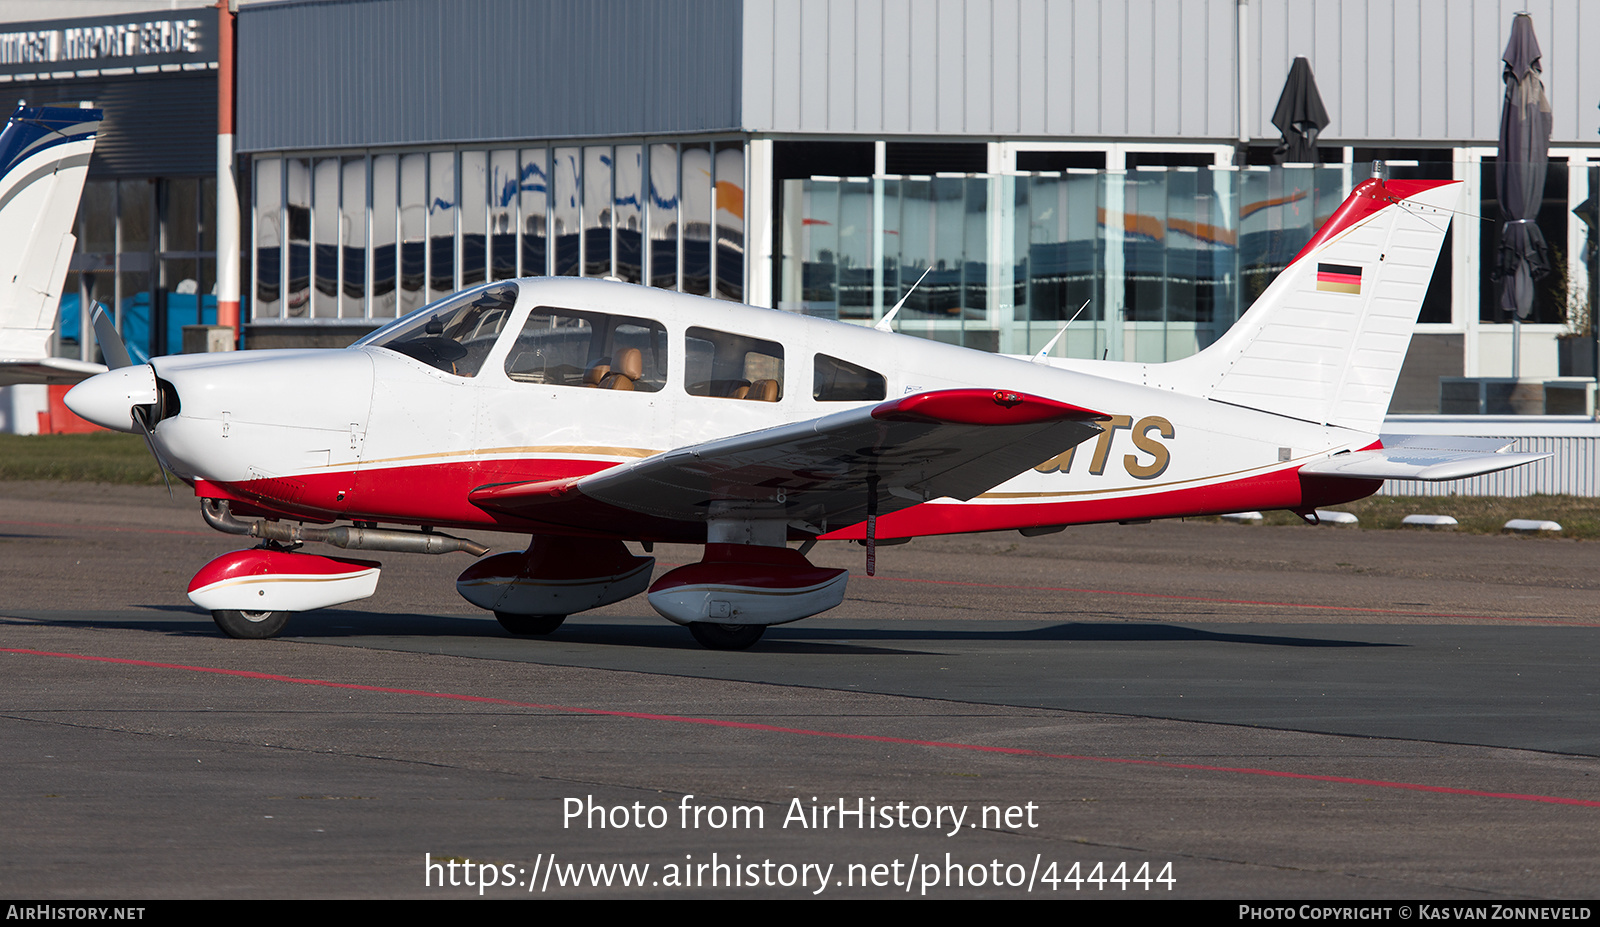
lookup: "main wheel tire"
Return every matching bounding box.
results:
[494,612,566,635]
[688,622,766,651]
[212,609,291,640]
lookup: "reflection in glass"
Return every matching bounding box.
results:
[553,147,580,276]
[340,157,366,317]
[503,307,667,392]
[614,145,642,284]
[714,142,744,300]
[836,178,871,318]
[119,178,152,250]
[520,148,548,276]
[428,151,456,300]
[284,158,310,315]
[490,149,518,280]
[460,150,487,289]
[648,143,677,289]
[814,353,885,401]
[312,158,340,316]
[685,326,783,400]
[584,146,612,277]
[80,180,115,253]
[681,144,711,295]
[120,270,152,358]
[163,178,197,252]
[399,153,426,315]
[201,177,216,253]
[253,159,282,317]
[370,154,398,317]
[360,282,518,378]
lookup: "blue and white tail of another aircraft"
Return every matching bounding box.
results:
[0,104,105,386]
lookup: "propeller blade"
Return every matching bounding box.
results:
[90,302,132,370]
[132,405,174,500]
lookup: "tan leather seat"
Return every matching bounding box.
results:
[608,348,643,390]
[583,361,610,387]
[745,378,779,402]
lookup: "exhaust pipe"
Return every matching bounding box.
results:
[201,498,489,556]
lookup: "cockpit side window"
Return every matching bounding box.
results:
[813,353,886,401]
[685,327,784,401]
[504,306,667,392]
[359,282,518,377]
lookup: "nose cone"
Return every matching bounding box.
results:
[64,364,157,433]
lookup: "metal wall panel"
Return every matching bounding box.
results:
[744,0,1244,137]
[1252,0,1600,145]
[14,74,216,177]
[739,0,1600,143]
[238,0,742,152]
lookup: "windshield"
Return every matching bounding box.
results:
[355,282,519,377]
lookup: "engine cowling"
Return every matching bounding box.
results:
[647,544,848,627]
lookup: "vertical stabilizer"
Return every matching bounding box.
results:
[1165,178,1459,434]
[0,105,102,364]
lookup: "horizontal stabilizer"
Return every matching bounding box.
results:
[1299,436,1550,482]
[0,356,106,385]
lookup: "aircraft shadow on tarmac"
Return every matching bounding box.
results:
[7,607,1400,655]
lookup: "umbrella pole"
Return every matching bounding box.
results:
[1512,318,1521,381]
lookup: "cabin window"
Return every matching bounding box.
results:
[685,327,784,401]
[358,282,518,377]
[504,306,667,392]
[813,354,885,401]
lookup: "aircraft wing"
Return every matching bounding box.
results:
[0,357,107,386]
[1299,435,1550,481]
[469,389,1106,535]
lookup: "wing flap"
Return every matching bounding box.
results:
[470,389,1106,532]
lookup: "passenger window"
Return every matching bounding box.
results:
[813,353,886,401]
[504,307,667,392]
[685,327,784,401]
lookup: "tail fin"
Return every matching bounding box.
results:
[1166,177,1459,434]
[0,105,103,376]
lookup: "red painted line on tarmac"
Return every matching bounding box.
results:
[857,575,1598,627]
[8,646,1600,809]
[0,519,213,538]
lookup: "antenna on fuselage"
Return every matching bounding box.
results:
[1030,299,1091,364]
[875,266,933,333]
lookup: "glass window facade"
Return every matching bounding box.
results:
[250,139,751,323]
[782,165,1371,361]
[63,174,217,363]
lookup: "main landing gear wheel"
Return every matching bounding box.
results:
[494,612,566,635]
[211,609,292,640]
[688,623,766,651]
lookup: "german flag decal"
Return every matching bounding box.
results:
[1316,262,1362,295]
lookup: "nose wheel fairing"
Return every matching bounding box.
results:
[187,548,382,614]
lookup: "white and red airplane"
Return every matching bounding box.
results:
[64,173,1544,648]
[0,104,107,387]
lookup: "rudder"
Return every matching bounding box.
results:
[1165,177,1459,434]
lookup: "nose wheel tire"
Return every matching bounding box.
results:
[494,612,566,635]
[211,609,291,639]
[687,623,766,650]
